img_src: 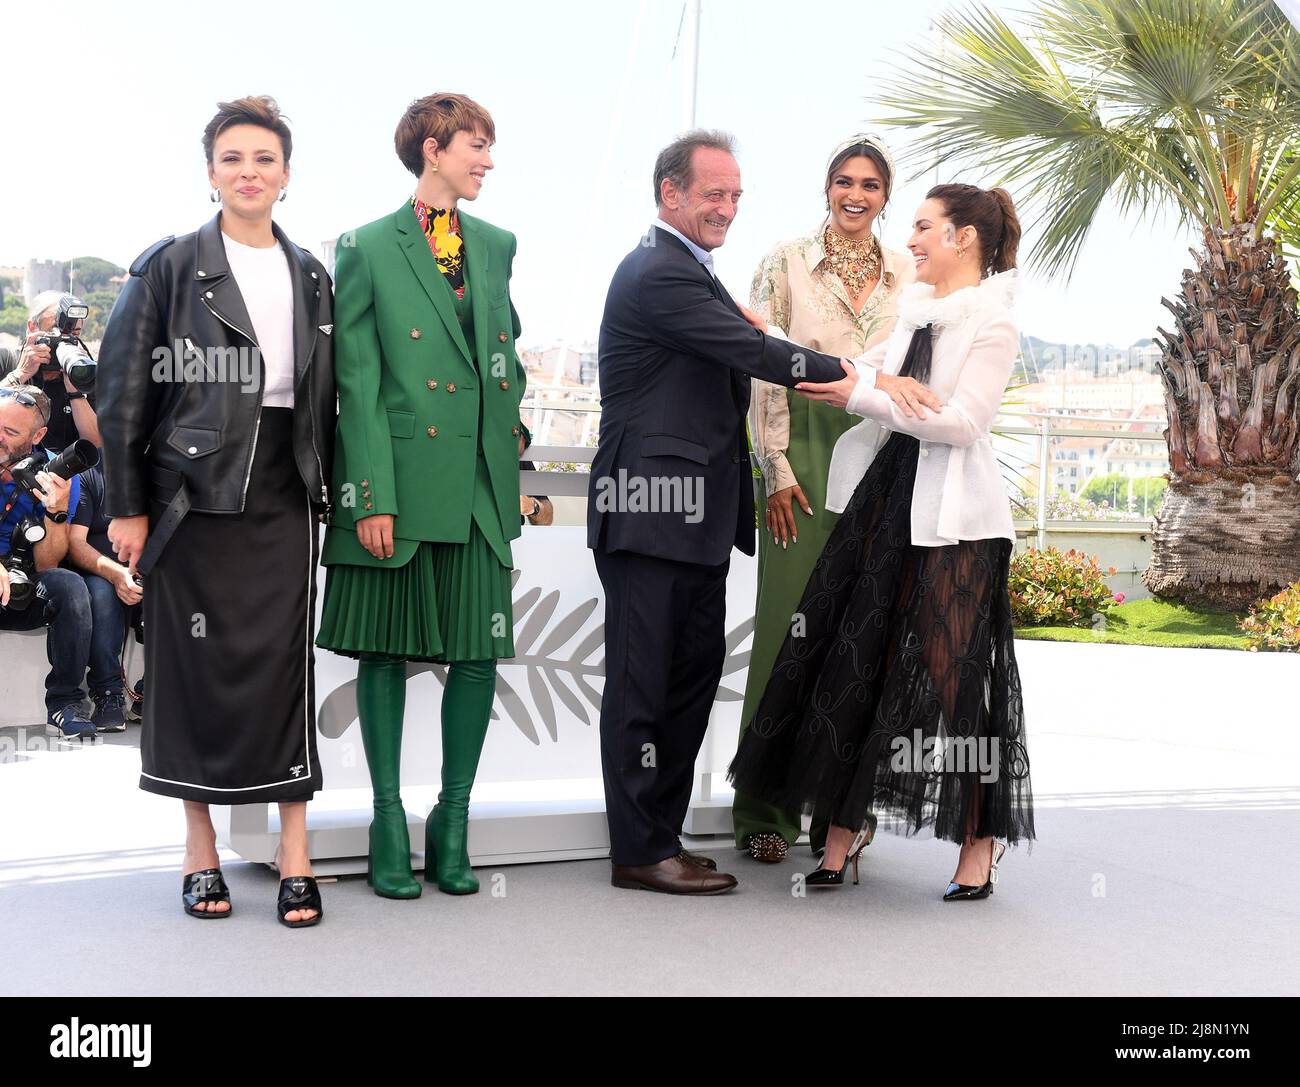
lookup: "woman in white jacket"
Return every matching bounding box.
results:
[728,183,1034,900]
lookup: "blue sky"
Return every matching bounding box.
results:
[2,0,1196,349]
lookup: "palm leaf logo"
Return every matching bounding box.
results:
[318,569,756,744]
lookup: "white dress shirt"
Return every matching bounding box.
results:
[826,269,1021,546]
[652,218,716,277]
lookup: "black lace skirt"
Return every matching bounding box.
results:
[727,430,1035,845]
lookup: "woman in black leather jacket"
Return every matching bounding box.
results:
[98,96,336,928]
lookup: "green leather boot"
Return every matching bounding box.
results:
[358,656,421,899]
[425,659,496,894]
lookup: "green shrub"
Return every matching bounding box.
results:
[1008,546,1119,628]
[1238,583,1300,651]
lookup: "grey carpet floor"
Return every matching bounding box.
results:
[3,802,1295,997]
[4,639,1298,996]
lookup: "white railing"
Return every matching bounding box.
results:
[519,400,1172,538]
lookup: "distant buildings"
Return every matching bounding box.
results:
[1046,433,1168,495]
[518,343,601,451]
[1028,370,1165,415]
[522,343,599,387]
[24,259,64,302]
[1011,342,1169,496]
[1020,336,1163,380]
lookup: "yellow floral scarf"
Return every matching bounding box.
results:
[412,197,465,298]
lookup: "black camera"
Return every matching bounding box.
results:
[1,527,41,611]
[33,294,95,391]
[7,440,99,524]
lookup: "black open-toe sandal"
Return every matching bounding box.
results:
[277,876,323,928]
[182,868,232,918]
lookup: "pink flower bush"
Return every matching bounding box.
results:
[1008,547,1118,628]
[1239,583,1300,651]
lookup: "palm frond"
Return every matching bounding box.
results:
[874,0,1300,277]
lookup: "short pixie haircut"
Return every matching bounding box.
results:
[394,93,496,178]
[202,96,293,163]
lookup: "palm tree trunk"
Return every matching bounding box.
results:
[1144,223,1300,610]
[1143,475,1300,610]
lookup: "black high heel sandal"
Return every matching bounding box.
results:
[182,868,232,918]
[277,876,323,928]
[943,838,1007,901]
[803,819,876,888]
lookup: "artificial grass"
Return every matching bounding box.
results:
[1013,597,1252,650]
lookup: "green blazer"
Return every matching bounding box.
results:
[321,202,527,568]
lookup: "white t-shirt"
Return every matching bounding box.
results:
[222,233,296,409]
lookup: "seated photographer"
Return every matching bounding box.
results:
[0,291,100,451]
[66,460,141,733]
[0,384,94,739]
[518,426,554,527]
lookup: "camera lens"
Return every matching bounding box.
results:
[54,342,95,391]
[4,567,35,610]
[14,516,45,545]
[46,439,99,479]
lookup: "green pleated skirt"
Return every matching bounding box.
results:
[316,518,514,663]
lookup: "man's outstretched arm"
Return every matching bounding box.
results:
[638,258,845,388]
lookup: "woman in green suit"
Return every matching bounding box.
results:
[317,93,527,897]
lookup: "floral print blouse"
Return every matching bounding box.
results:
[748,229,915,495]
[412,197,466,298]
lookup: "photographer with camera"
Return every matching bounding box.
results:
[0,384,96,739]
[0,291,101,451]
[66,459,141,733]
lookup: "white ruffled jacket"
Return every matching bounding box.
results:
[825,269,1020,546]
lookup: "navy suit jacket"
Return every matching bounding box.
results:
[588,227,843,565]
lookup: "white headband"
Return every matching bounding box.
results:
[826,134,896,191]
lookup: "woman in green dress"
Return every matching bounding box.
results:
[317,93,527,898]
[736,135,914,862]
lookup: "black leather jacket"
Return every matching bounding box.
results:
[98,212,335,521]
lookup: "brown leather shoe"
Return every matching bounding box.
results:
[611,855,738,895]
[677,848,718,870]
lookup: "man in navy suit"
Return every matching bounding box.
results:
[588,131,848,894]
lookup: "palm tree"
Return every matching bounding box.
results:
[876,0,1300,609]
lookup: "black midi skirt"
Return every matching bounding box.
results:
[727,431,1035,845]
[139,407,321,804]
